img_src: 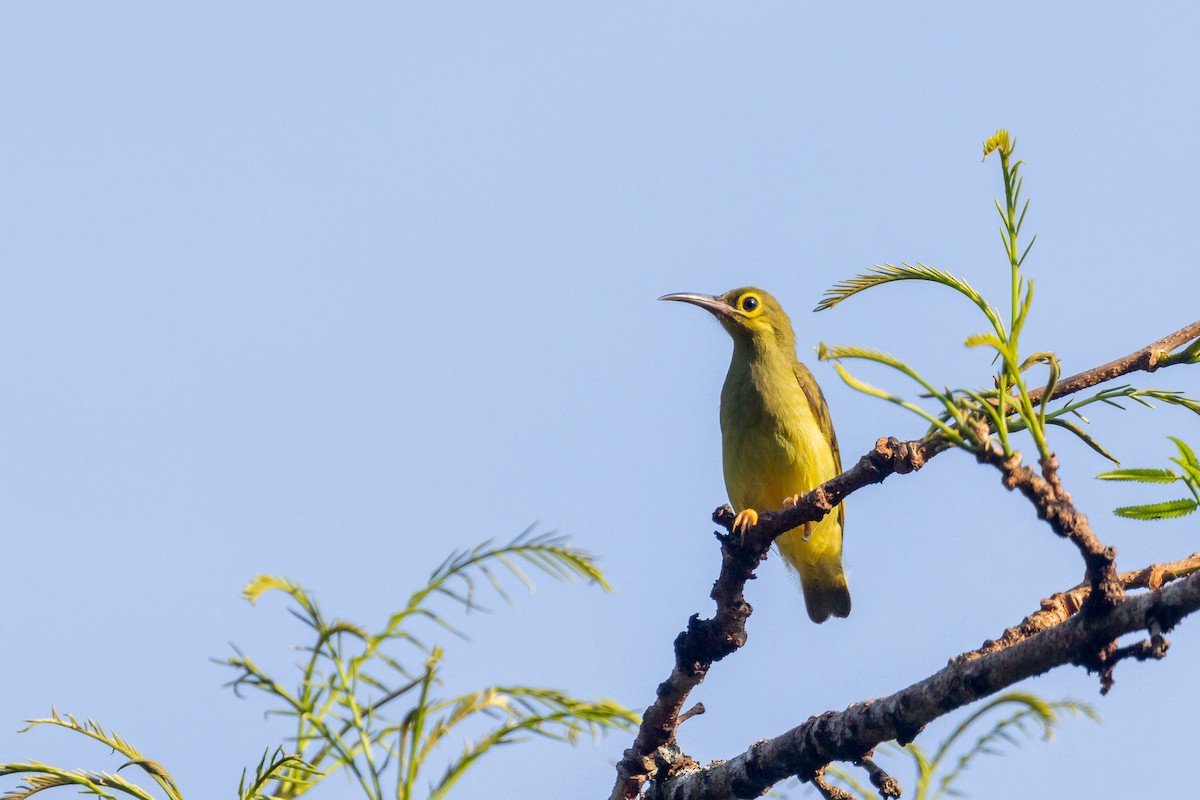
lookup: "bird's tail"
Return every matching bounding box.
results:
[777,520,851,623]
[800,563,851,624]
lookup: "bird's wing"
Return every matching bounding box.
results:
[794,360,845,528]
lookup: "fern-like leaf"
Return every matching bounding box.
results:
[931,694,1097,800]
[224,535,630,800]
[384,530,609,641]
[1171,437,1200,474]
[1095,469,1179,484]
[963,332,1006,351]
[19,710,143,763]
[115,760,181,800]
[1044,418,1120,465]
[1114,499,1198,520]
[13,711,183,800]
[816,264,1003,337]
[1139,391,1200,416]
[0,764,156,800]
[236,747,316,800]
[422,688,637,800]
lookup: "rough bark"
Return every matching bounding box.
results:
[650,567,1200,799]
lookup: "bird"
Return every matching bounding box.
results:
[660,287,849,623]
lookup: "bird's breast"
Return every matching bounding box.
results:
[719,359,835,514]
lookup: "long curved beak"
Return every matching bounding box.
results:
[658,292,739,320]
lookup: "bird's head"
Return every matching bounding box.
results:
[659,286,796,354]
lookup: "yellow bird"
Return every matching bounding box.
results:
[661,287,849,623]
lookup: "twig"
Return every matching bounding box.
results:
[855,752,901,799]
[717,437,937,550]
[812,769,855,800]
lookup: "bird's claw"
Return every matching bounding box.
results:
[781,496,813,539]
[731,508,759,542]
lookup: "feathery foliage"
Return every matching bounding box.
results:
[1,533,633,800]
[223,530,636,800]
[819,693,1098,800]
[237,749,318,800]
[1099,438,1200,520]
[816,130,1200,463]
[1,707,263,800]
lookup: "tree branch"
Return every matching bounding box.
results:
[970,552,1200,659]
[649,565,1200,799]
[975,449,1122,610]
[609,438,933,800]
[1028,319,1200,405]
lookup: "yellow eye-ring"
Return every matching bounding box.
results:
[739,293,762,314]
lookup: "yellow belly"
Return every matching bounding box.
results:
[722,419,843,574]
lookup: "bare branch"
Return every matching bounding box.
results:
[649,567,1200,799]
[855,753,902,799]
[609,437,933,800]
[976,450,1121,609]
[971,553,1200,659]
[812,769,856,800]
[1029,319,1200,405]
[714,437,937,551]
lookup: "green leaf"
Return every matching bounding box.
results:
[982,129,1013,160]
[18,710,144,762]
[116,760,181,800]
[1114,499,1198,520]
[0,767,153,800]
[827,363,965,445]
[14,711,184,800]
[226,534,632,800]
[1170,437,1200,471]
[1172,459,1200,489]
[1013,280,1035,337]
[423,687,637,800]
[1017,233,1037,267]
[1017,351,1054,373]
[963,332,1006,351]
[816,263,1004,337]
[243,574,300,604]
[237,748,317,800]
[1095,468,1179,484]
[1045,418,1119,465]
[1140,391,1200,416]
[930,693,1097,800]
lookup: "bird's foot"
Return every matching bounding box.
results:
[731,508,759,542]
[781,496,813,539]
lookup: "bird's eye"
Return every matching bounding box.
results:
[741,295,760,313]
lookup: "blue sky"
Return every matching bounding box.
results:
[2,4,1198,799]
